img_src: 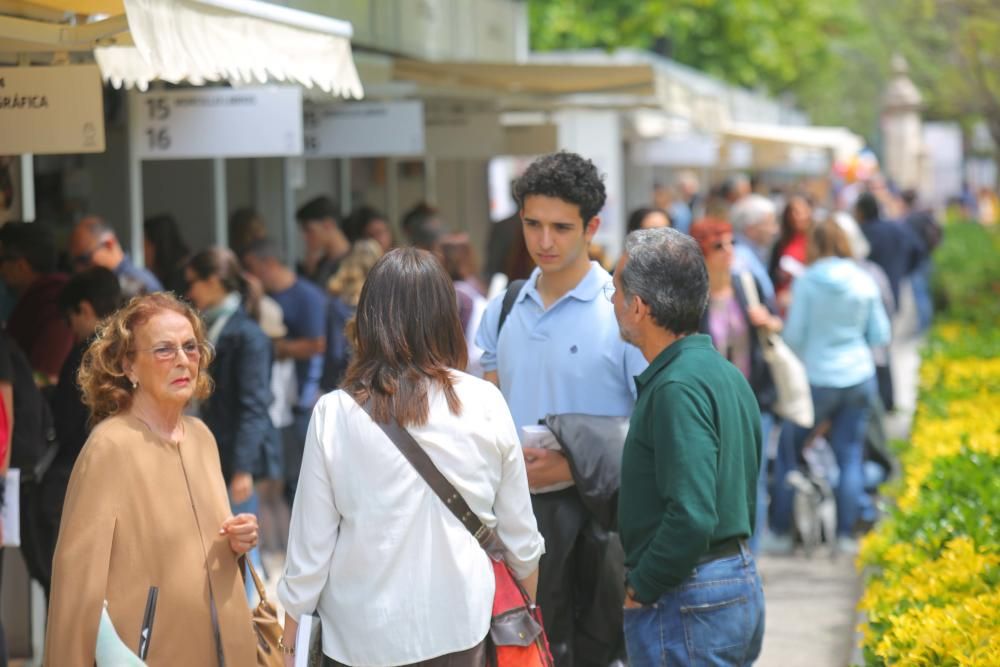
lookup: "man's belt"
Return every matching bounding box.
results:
[696,538,747,565]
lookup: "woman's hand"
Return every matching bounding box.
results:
[747,305,782,333]
[229,472,254,505]
[282,615,299,667]
[220,513,258,555]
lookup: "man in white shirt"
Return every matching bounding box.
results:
[477,152,647,667]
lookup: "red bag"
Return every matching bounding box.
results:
[0,396,9,470]
[486,550,554,667]
[358,401,553,667]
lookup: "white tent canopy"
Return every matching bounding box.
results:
[1,0,364,98]
[96,0,363,97]
[722,122,864,164]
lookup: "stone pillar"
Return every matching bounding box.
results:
[881,55,924,189]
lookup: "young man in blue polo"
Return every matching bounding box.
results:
[476,151,647,667]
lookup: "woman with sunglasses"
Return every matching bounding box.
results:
[45,293,258,666]
[690,218,783,554]
[185,247,278,596]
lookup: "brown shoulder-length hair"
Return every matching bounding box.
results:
[807,217,853,263]
[78,293,215,425]
[186,246,262,320]
[342,247,468,428]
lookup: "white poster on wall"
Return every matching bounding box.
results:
[631,134,720,167]
[923,122,963,209]
[303,100,424,158]
[0,65,105,155]
[130,87,303,160]
[556,110,624,260]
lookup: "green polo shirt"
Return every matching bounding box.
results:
[619,334,761,604]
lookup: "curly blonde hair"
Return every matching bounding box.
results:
[78,293,215,425]
[327,239,383,307]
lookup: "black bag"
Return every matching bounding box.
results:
[3,336,60,593]
[320,295,355,393]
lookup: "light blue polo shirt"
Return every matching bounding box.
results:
[476,262,648,437]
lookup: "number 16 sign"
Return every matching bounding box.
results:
[130,86,304,160]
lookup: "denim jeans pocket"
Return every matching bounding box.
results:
[622,605,662,667]
[679,582,753,666]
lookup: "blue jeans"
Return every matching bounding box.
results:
[911,260,933,334]
[770,378,875,537]
[283,408,313,505]
[231,491,264,602]
[623,542,765,667]
[748,412,774,555]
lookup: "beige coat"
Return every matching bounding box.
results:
[44,414,257,667]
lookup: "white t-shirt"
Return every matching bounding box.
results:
[277,373,544,666]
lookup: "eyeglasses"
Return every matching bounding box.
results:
[140,341,202,362]
[71,235,112,267]
[712,239,735,252]
[602,283,616,302]
[71,244,101,268]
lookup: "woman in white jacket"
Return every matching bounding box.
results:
[278,247,544,667]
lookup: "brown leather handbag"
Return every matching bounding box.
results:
[241,556,284,667]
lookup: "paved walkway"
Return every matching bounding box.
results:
[757,552,861,667]
[755,282,924,667]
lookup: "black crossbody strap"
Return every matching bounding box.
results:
[358,399,501,553]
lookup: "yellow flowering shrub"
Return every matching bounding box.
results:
[857,322,1000,666]
[897,394,1000,512]
[873,588,1000,666]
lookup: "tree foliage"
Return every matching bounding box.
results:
[529,0,1000,151]
[529,0,857,97]
[866,0,1000,150]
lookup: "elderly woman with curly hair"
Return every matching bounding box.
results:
[44,293,259,666]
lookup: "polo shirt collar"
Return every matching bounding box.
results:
[634,334,714,391]
[518,261,608,306]
[114,253,135,277]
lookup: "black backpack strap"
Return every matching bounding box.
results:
[497,279,527,336]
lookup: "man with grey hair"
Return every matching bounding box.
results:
[612,228,765,665]
[729,193,779,304]
[68,215,163,298]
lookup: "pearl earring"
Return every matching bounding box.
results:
[131,380,138,389]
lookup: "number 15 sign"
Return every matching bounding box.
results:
[130,86,304,160]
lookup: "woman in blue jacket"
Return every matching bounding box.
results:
[770,218,891,553]
[185,247,278,592]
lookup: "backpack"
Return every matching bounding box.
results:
[5,339,59,483]
[320,295,355,393]
[907,210,942,252]
[3,336,59,591]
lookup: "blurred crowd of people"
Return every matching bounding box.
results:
[0,150,952,665]
[613,171,942,558]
